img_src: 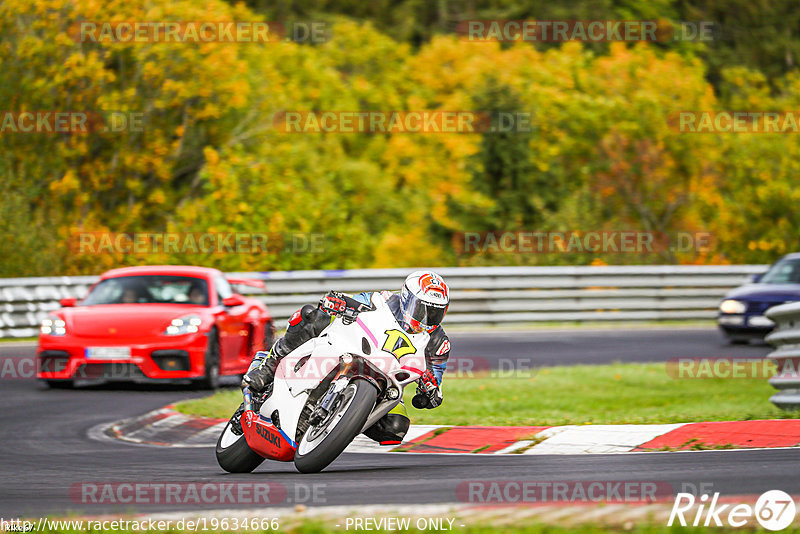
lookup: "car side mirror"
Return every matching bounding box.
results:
[750,273,764,283]
[59,297,77,307]
[222,294,245,307]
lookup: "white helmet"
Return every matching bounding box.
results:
[399,270,449,333]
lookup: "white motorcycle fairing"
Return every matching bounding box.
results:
[258,291,430,447]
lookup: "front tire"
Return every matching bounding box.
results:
[726,335,750,345]
[196,328,220,390]
[216,406,265,473]
[44,379,74,389]
[294,378,377,474]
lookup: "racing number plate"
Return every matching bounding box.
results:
[85,347,131,359]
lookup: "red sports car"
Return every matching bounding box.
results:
[37,265,274,389]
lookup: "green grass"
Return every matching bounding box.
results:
[0,336,37,343]
[174,388,244,419]
[641,438,738,452]
[175,362,799,426]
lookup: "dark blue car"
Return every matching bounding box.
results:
[718,253,800,343]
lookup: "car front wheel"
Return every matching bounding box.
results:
[195,328,220,390]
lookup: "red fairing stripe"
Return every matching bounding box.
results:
[401,365,424,376]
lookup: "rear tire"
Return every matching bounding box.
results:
[44,379,74,389]
[294,378,377,474]
[196,328,220,390]
[215,408,265,473]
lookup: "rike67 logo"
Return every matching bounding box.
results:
[669,490,797,530]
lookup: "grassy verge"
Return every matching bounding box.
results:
[0,336,37,343]
[174,362,798,426]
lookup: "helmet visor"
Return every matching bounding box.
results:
[401,291,448,332]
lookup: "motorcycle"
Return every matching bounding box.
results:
[215,292,430,473]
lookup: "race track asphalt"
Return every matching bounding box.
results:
[1,329,792,518]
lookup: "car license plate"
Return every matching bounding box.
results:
[748,315,774,327]
[85,347,131,359]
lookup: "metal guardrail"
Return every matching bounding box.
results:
[765,302,800,410]
[0,265,767,339]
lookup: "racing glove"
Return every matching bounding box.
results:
[318,291,373,324]
[412,368,443,409]
[319,291,348,316]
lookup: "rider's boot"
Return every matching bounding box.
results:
[363,403,410,445]
[241,348,282,392]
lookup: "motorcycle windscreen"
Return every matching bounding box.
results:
[241,410,296,462]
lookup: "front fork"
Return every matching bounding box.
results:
[308,355,356,426]
[238,386,269,425]
[243,387,254,412]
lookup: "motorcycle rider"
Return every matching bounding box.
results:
[242,270,451,445]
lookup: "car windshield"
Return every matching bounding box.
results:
[80,275,210,306]
[759,258,800,284]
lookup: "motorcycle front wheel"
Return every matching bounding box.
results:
[294,378,377,473]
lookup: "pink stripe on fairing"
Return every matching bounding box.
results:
[356,317,379,347]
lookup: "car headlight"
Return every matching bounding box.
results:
[41,315,67,336]
[720,299,746,314]
[165,315,202,335]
